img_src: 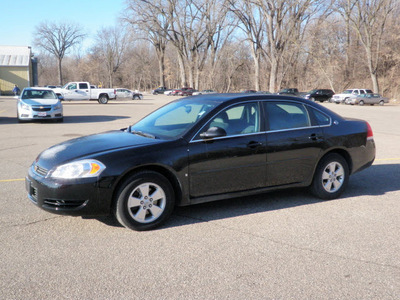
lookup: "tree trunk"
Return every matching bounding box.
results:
[58,58,63,86]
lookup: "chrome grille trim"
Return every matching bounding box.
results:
[33,164,48,177]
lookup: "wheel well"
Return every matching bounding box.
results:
[111,166,183,210]
[320,149,353,174]
[99,93,108,99]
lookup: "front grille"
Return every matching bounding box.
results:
[33,164,48,177]
[43,199,87,209]
[32,106,51,112]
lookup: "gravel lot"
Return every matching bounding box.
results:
[1,95,399,299]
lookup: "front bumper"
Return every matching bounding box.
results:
[26,166,112,216]
[18,107,63,120]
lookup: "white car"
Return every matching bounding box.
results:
[164,89,177,96]
[192,89,217,96]
[115,88,143,100]
[332,89,373,104]
[17,87,63,123]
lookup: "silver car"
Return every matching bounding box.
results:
[17,88,63,122]
[350,93,389,106]
[115,88,143,100]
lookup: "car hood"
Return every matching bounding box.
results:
[21,98,59,105]
[36,130,164,169]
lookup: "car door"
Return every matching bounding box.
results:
[75,82,90,100]
[63,83,79,100]
[188,102,267,198]
[264,101,324,186]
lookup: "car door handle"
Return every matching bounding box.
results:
[247,141,263,148]
[309,133,323,141]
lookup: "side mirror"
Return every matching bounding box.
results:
[58,95,64,101]
[200,126,227,139]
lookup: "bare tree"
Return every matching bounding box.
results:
[124,0,170,87]
[92,26,131,88]
[229,0,265,91]
[34,21,85,85]
[337,0,394,93]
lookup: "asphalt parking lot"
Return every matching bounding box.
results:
[1,95,399,299]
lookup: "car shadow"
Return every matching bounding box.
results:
[94,163,400,230]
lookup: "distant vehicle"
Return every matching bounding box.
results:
[52,82,117,104]
[152,86,169,95]
[172,87,194,96]
[17,87,63,123]
[303,89,335,102]
[164,89,176,96]
[256,91,271,95]
[192,89,217,96]
[45,85,61,89]
[332,89,373,104]
[241,90,257,93]
[116,88,143,100]
[277,88,299,96]
[350,93,389,106]
[179,88,196,96]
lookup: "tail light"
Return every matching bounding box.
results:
[366,122,373,141]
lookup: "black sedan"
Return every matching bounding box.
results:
[26,94,375,231]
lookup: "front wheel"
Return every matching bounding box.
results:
[114,171,175,231]
[379,100,384,106]
[310,154,349,200]
[98,95,108,104]
[359,100,364,106]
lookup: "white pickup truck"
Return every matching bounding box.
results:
[53,82,116,104]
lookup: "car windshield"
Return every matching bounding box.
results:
[131,99,218,139]
[21,89,58,100]
[343,90,353,94]
[308,89,317,94]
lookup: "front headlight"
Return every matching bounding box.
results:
[54,103,62,110]
[21,103,30,110]
[50,159,106,179]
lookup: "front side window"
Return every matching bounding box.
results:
[67,83,77,90]
[195,102,260,139]
[266,102,310,131]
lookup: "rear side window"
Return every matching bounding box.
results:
[79,83,89,89]
[311,108,330,126]
[265,102,310,131]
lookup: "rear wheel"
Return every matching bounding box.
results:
[379,100,384,106]
[310,154,349,200]
[114,171,175,231]
[359,100,365,106]
[98,95,108,104]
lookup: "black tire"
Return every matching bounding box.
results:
[379,100,384,106]
[359,100,364,106]
[310,153,349,200]
[98,95,108,104]
[114,171,175,231]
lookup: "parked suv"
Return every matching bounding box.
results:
[152,86,169,95]
[303,89,334,102]
[332,89,373,104]
[277,88,299,96]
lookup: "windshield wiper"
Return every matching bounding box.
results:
[131,130,156,139]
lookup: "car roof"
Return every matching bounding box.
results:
[23,87,54,91]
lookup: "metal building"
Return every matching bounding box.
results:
[0,46,37,95]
